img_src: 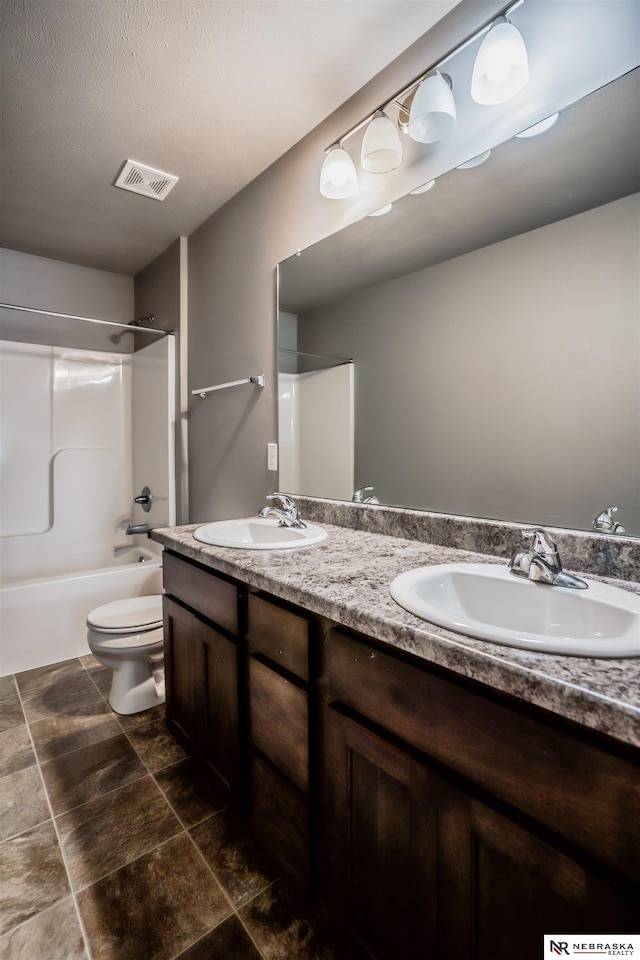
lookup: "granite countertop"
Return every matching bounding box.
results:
[151,522,640,750]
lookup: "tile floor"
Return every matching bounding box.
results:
[0,656,339,959]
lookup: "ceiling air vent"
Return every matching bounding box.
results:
[114,160,179,201]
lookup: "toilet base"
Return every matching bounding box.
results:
[107,658,165,715]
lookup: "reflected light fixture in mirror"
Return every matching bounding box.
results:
[319,146,358,199]
[471,16,529,105]
[368,203,393,217]
[410,179,436,195]
[408,70,457,144]
[361,111,403,173]
[516,113,560,138]
[456,149,492,169]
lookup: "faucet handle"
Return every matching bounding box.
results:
[266,492,297,513]
[523,528,562,573]
[523,528,557,553]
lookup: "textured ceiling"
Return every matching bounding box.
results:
[0,0,458,276]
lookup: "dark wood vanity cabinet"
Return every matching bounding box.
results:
[163,551,244,796]
[246,593,313,890]
[161,551,640,959]
[321,628,640,960]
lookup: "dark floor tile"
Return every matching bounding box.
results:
[0,765,50,841]
[240,879,339,960]
[88,666,112,699]
[21,672,104,724]
[0,724,36,777]
[126,716,187,772]
[0,691,25,733]
[175,915,262,960]
[154,757,229,828]
[0,674,18,701]
[191,809,278,908]
[77,833,232,960]
[0,820,70,936]
[40,733,146,815]
[29,696,121,761]
[0,896,88,960]
[79,653,102,673]
[15,658,84,701]
[57,775,182,890]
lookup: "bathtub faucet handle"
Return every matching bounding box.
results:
[133,486,152,512]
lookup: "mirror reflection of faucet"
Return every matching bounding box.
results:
[509,528,588,590]
[352,486,380,504]
[592,506,625,534]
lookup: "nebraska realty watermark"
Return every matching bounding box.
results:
[544,936,640,957]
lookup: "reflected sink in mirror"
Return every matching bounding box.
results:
[193,517,328,550]
[389,563,640,658]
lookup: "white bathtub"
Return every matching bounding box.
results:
[0,548,163,677]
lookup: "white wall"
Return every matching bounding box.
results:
[279,366,354,501]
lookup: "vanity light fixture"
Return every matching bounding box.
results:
[515,112,559,137]
[319,146,358,199]
[471,16,529,105]
[361,111,403,173]
[318,0,525,199]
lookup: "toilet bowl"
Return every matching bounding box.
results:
[87,595,165,715]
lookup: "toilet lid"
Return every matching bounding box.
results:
[87,595,163,633]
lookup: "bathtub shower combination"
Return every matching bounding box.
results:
[0,329,175,679]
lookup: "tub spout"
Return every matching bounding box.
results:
[126,523,150,535]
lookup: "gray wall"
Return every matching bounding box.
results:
[134,238,188,523]
[185,0,637,523]
[297,194,640,533]
[186,0,521,522]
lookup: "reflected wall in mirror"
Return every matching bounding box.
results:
[278,68,640,537]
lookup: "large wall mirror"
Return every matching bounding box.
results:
[278,63,640,537]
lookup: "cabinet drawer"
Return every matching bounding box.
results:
[250,657,308,791]
[248,593,309,681]
[163,551,238,635]
[327,628,640,885]
[250,752,309,890]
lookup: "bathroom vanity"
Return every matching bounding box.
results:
[153,519,640,960]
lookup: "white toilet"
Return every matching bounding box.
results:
[87,595,165,715]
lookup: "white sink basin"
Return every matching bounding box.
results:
[193,516,328,550]
[389,563,640,658]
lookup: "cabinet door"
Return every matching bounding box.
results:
[200,619,240,795]
[441,793,640,960]
[163,597,202,753]
[322,708,439,960]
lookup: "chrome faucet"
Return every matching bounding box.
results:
[352,486,380,504]
[509,528,588,590]
[258,493,307,529]
[592,506,626,534]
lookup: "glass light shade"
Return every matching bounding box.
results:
[361,112,403,173]
[408,70,456,144]
[319,147,358,199]
[515,113,559,138]
[471,18,529,105]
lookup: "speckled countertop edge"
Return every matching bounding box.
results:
[151,522,640,750]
